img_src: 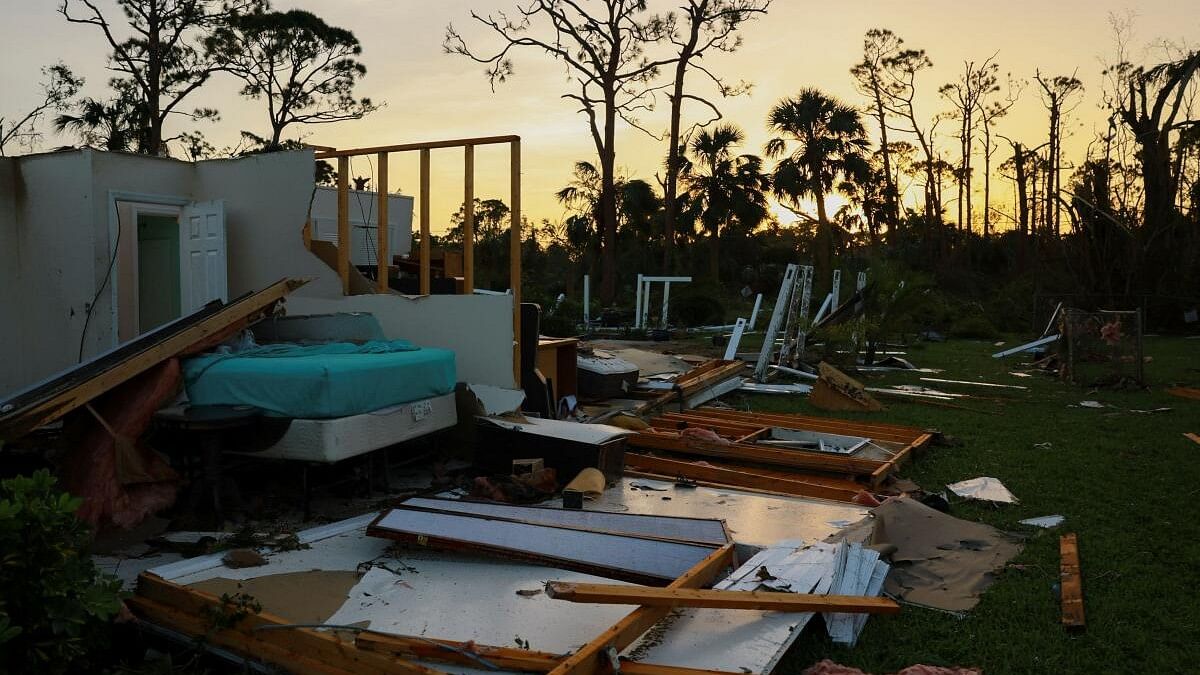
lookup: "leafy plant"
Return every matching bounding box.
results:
[0,470,124,674]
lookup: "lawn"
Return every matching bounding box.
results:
[727,336,1200,674]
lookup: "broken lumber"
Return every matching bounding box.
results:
[131,573,441,675]
[357,632,742,675]
[1060,533,1086,631]
[622,453,863,503]
[546,543,735,675]
[1185,432,1200,446]
[545,582,900,614]
[809,362,883,412]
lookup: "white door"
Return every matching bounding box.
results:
[179,200,228,313]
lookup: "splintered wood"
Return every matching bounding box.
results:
[1060,533,1086,631]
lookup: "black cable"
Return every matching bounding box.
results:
[78,201,123,361]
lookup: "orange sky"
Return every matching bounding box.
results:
[2,1,1196,234]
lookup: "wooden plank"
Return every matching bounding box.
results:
[1185,432,1200,446]
[358,632,740,675]
[133,574,441,674]
[377,151,390,293]
[1166,387,1200,401]
[337,156,350,295]
[547,544,735,675]
[463,144,475,294]
[511,139,522,386]
[1060,533,1086,631]
[623,454,862,503]
[0,279,304,439]
[314,134,521,159]
[691,408,926,441]
[420,148,431,295]
[546,582,900,614]
[129,596,359,675]
[629,430,886,476]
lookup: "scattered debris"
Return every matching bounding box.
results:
[810,362,884,412]
[1020,515,1065,528]
[222,549,268,569]
[946,477,1019,504]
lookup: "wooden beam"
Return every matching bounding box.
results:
[314,134,521,159]
[463,144,475,293]
[0,279,305,439]
[546,583,900,614]
[357,632,741,675]
[420,148,431,295]
[547,544,734,675]
[1060,533,1085,631]
[622,454,862,503]
[133,574,441,675]
[376,151,390,293]
[337,155,350,295]
[1184,432,1200,446]
[511,138,522,387]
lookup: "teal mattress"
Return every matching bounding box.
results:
[183,340,456,418]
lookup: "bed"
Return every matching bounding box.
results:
[248,392,457,463]
[183,339,459,463]
[183,340,456,419]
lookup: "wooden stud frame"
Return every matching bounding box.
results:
[315,135,522,385]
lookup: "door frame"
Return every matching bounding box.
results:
[107,191,190,347]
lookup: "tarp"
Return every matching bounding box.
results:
[183,340,456,418]
[868,496,1023,612]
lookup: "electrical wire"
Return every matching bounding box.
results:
[78,201,124,361]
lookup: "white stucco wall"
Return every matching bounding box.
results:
[0,148,341,397]
[193,151,342,299]
[285,294,518,389]
[0,152,98,394]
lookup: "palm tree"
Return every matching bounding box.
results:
[765,89,871,273]
[683,123,771,281]
[54,90,147,153]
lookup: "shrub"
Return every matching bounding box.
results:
[0,470,124,674]
[948,314,1000,339]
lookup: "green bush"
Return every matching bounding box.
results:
[670,287,726,327]
[948,314,1000,339]
[0,470,124,674]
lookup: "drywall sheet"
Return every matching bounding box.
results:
[478,416,634,444]
[369,508,717,583]
[285,294,515,388]
[326,564,633,654]
[400,497,729,545]
[548,477,869,547]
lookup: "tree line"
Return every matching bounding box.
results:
[447,4,1199,326]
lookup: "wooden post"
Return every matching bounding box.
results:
[511,139,522,386]
[464,145,475,293]
[377,152,390,293]
[420,148,431,295]
[337,156,350,295]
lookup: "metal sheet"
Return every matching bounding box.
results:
[370,508,718,583]
[547,477,869,547]
[400,497,729,545]
[629,541,839,674]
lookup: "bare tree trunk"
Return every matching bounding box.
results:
[600,87,619,305]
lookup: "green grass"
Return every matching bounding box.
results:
[732,336,1200,674]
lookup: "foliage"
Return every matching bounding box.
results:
[206,7,379,149]
[0,63,83,155]
[0,470,124,674]
[60,0,254,154]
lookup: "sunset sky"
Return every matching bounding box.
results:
[2,0,1196,234]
